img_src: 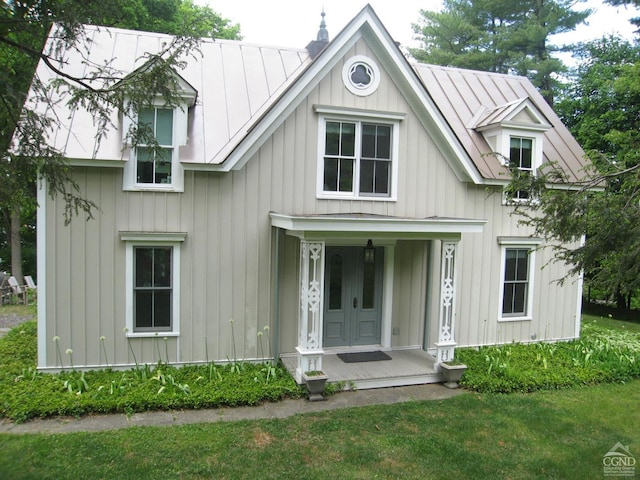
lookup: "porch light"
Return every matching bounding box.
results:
[364,239,375,264]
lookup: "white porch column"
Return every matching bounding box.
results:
[435,241,458,368]
[295,240,325,382]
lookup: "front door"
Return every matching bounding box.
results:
[323,246,384,347]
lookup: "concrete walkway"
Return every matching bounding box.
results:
[0,384,466,435]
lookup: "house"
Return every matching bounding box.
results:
[32,5,586,388]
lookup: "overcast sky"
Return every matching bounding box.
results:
[199,0,637,50]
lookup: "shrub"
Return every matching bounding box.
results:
[457,322,640,393]
[0,320,303,422]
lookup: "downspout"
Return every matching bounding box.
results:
[271,227,281,363]
[422,240,433,352]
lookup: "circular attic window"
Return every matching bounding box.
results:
[342,56,380,96]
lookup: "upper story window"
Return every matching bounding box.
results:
[323,120,392,197]
[315,107,403,201]
[121,68,197,193]
[136,108,174,185]
[342,56,381,96]
[471,98,551,204]
[509,136,534,201]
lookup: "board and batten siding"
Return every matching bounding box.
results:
[42,38,580,368]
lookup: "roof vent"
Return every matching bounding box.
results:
[306,10,330,58]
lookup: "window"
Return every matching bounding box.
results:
[498,238,540,321]
[509,137,533,201]
[342,55,381,96]
[134,246,173,331]
[321,120,394,198]
[136,108,174,185]
[502,248,530,317]
[122,232,185,337]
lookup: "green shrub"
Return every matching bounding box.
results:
[0,320,303,422]
[457,322,640,393]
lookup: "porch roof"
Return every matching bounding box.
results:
[270,213,486,240]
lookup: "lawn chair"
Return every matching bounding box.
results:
[7,276,27,304]
[24,275,36,289]
[0,274,10,305]
[24,275,37,303]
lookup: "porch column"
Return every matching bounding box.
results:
[435,241,458,367]
[295,240,325,381]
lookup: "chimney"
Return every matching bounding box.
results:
[306,10,329,58]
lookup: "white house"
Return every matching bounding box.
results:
[31,5,586,388]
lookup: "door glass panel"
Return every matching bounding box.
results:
[362,260,375,309]
[328,253,343,310]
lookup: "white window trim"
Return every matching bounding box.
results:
[316,112,400,201]
[342,55,381,97]
[122,103,187,193]
[497,237,542,322]
[121,232,186,337]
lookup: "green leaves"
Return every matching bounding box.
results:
[0,320,303,423]
[410,0,591,104]
[457,321,640,393]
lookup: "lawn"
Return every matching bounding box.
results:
[0,305,639,479]
[0,380,638,479]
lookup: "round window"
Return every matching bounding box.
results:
[342,56,380,96]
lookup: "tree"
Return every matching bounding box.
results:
[0,0,240,282]
[410,0,591,105]
[508,37,640,309]
[605,0,640,30]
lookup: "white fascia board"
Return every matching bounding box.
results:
[36,178,47,369]
[270,213,486,235]
[69,158,126,168]
[119,232,187,242]
[356,24,483,185]
[219,7,482,186]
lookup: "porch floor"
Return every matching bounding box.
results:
[282,348,443,390]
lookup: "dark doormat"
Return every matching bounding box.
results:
[337,351,392,363]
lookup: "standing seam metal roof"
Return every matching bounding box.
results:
[35,13,586,184]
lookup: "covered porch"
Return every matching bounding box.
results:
[281,347,441,390]
[270,213,486,388]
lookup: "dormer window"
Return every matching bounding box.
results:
[136,108,174,185]
[121,67,197,193]
[471,98,551,204]
[509,137,533,201]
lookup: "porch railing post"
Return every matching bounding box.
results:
[435,240,458,368]
[295,240,325,381]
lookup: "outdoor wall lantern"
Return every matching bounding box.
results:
[364,239,375,264]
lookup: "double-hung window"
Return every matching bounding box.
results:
[136,108,174,185]
[502,248,530,317]
[498,238,540,321]
[318,114,399,199]
[134,246,173,331]
[509,136,533,201]
[122,232,185,337]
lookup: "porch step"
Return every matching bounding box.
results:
[282,348,444,391]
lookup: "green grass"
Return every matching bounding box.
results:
[0,381,638,479]
[583,312,640,334]
[0,307,639,478]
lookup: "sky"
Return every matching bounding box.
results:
[199,0,638,52]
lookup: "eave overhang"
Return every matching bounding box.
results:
[270,212,486,241]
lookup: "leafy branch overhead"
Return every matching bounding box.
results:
[0,0,240,275]
[508,37,640,305]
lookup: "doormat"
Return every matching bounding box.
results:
[337,351,392,363]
